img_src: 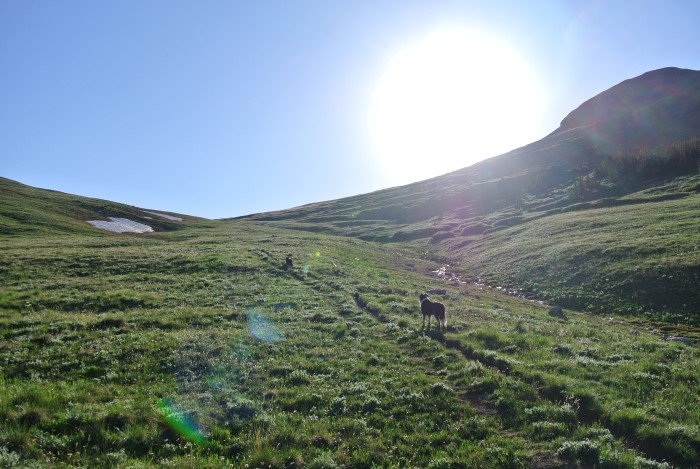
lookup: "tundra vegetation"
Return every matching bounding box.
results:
[1,181,698,467]
[4,67,700,467]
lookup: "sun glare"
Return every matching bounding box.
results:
[369,28,545,185]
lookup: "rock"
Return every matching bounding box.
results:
[663,335,691,345]
[548,306,568,320]
[427,288,447,295]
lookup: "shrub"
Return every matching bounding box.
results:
[634,456,671,469]
[308,452,338,469]
[427,457,452,469]
[288,369,311,385]
[362,397,381,413]
[366,354,380,366]
[224,397,257,420]
[524,404,577,427]
[0,447,21,468]
[456,416,489,441]
[463,361,484,377]
[557,439,600,464]
[529,421,567,440]
[383,322,399,333]
[333,323,348,338]
[551,343,573,355]
[430,382,453,395]
[330,397,346,416]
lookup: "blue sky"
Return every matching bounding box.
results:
[2,1,699,219]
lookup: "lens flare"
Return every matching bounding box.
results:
[157,399,207,445]
[246,309,284,342]
[303,251,321,274]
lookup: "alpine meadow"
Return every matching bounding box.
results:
[2,68,700,468]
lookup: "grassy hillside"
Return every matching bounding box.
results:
[2,67,699,467]
[236,69,700,328]
[0,177,209,237]
[1,183,699,467]
[240,156,700,327]
[444,181,700,327]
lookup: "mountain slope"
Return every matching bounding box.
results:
[554,67,700,153]
[237,68,700,324]
[3,208,698,467]
[0,177,205,236]
[239,68,700,234]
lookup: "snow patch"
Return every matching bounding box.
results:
[142,211,182,221]
[87,217,154,233]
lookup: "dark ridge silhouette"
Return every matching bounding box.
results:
[553,67,700,154]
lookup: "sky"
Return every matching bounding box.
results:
[2,1,699,219]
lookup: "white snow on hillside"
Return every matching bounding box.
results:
[87,217,154,233]
[142,210,182,221]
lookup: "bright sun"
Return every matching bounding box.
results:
[369,28,545,185]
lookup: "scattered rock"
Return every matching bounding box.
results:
[663,335,691,345]
[548,306,568,320]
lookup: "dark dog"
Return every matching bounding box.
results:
[420,293,446,331]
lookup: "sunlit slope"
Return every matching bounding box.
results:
[237,68,700,324]
[239,68,700,239]
[240,173,700,325]
[449,183,700,325]
[0,177,206,236]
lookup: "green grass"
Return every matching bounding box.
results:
[2,157,700,467]
[236,159,700,328]
[448,192,700,327]
[2,215,698,467]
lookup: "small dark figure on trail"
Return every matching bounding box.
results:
[284,254,293,270]
[548,305,568,320]
[420,293,447,331]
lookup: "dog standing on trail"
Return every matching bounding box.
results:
[420,293,447,331]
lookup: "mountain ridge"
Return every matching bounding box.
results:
[239,67,700,228]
